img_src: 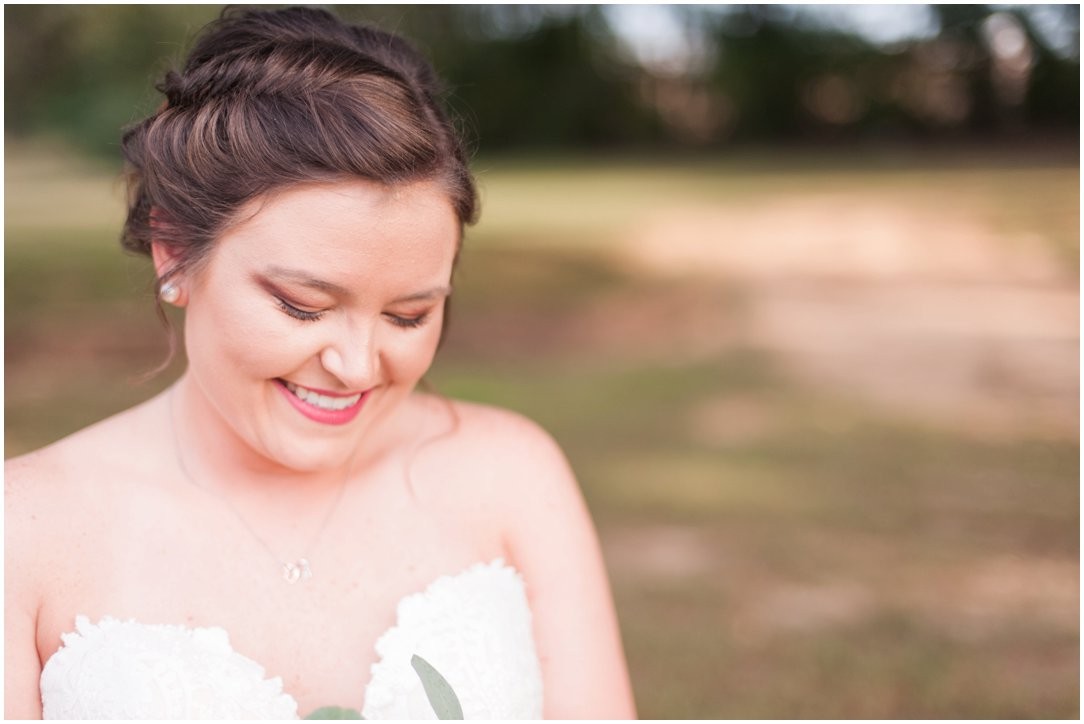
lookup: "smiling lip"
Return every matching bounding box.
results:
[274,379,369,425]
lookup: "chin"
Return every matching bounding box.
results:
[281,453,352,475]
[259,437,358,473]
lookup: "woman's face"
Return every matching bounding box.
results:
[178,178,459,472]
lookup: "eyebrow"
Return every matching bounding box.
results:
[259,265,451,303]
[261,265,351,296]
[390,286,453,304]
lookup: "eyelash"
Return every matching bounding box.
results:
[275,297,429,329]
[276,298,324,323]
[388,312,429,329]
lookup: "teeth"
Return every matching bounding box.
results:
[283,381,362,411]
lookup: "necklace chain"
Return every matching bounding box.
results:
[168,387,349,584]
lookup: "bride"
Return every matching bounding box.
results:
[5,6,635,719]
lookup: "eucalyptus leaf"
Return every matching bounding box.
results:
[411,654,464,720]
[303,705,364,719]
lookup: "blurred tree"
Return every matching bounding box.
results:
[442,8,656,149]
[4,5,221,155]
[703,5,894,141]
[930,4,999,132]
[338,4,658,150]
[3,4,1078,157]
[1016,4,1081,130]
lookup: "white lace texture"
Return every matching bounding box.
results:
[362,559,543,720]
[39,558,543,720]
[39,615,298,719]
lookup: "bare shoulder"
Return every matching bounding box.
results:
[5,398,172,719]
[7,400,168,604]
[415,396,636,717]
[408,393,581,540]
[4,422,102,635]
[6,398,167,525]
[422,396,572,479]
[6,433,88,521]
[412,393,592,554]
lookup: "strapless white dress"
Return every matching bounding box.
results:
[39,559,543,719]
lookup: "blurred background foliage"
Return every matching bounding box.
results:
[5,4,1080,719]
[4,4,1079,154]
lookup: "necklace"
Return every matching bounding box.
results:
[168,387,350,584]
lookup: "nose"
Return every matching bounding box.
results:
[319,323,379,391]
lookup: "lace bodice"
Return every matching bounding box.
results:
[39,559,543,719]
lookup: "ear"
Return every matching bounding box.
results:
[149,208,173,273]
[150,239,182,281]
[149,208,188,305]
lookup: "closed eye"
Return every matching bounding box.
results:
[385,312,429,329]
[276,296,325,322]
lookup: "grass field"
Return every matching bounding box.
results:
[6,137,1079,717]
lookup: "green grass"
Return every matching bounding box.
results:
[6,138,1078,718]
[620,577,1079,719]
[469,147,1080,271]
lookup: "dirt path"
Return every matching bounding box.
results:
[602,521,1079,641]
[621,191,1079,438]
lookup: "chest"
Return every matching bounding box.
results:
[38,559,543,719]
[36,474,526,717]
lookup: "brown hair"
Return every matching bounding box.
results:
[121,6,477,346]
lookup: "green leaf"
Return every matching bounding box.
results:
[411,654,464,720]
[303,705,364,719]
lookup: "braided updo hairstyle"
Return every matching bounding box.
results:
[121,6,477,299]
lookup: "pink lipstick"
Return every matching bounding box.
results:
[274,379,369,425]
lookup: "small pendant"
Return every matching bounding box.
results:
[283,558,312,584]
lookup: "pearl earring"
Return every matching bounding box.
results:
[160,282,181,304]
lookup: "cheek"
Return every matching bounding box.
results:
[188,298,307,379]
[383,319,444,382]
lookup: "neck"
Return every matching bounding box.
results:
[166,372,375,585]
[167,372,375,498]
